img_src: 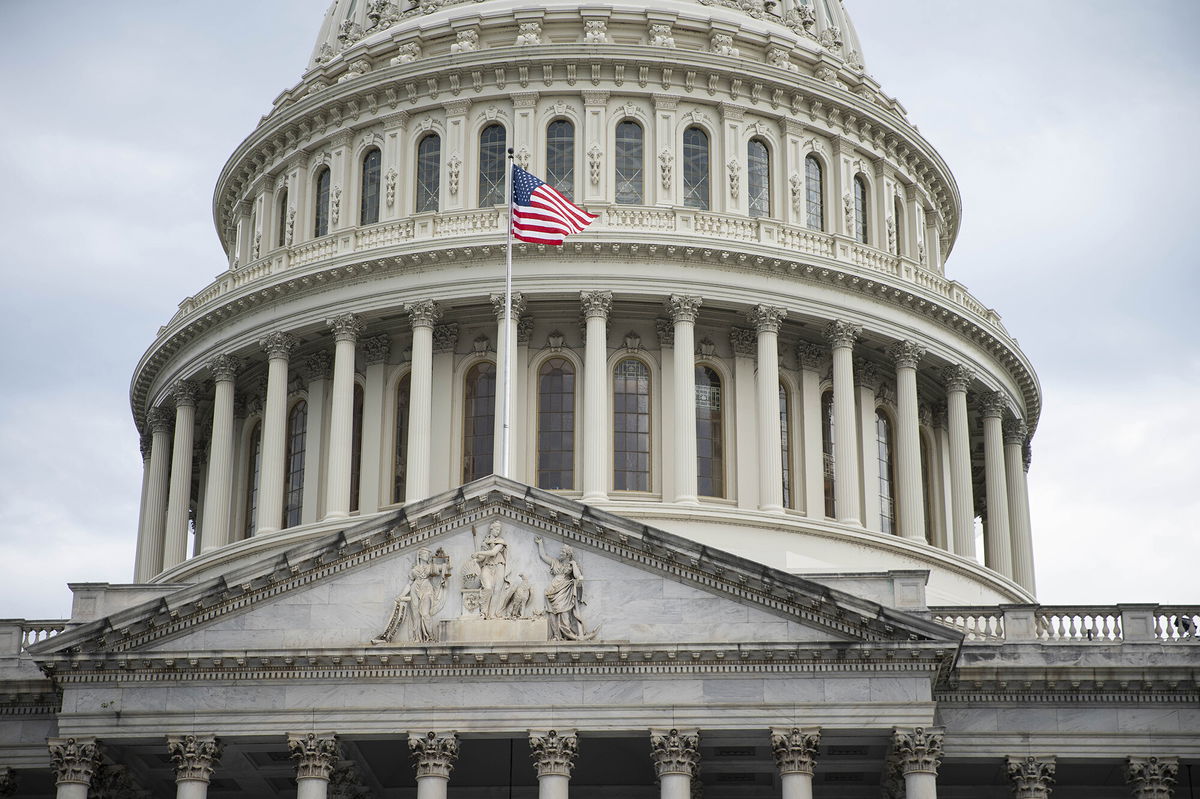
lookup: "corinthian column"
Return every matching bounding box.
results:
[137,408,174,580]
[750,305,787,512]
[979,391,1013,579]
[288,733,339,799]
[892,727,943,799]
[202,356,240,551]
[164,380,199,570]
[1127,756,1179,799]
[796,342,826,518]
[1006,756,1056,799]
[650,729,700,799]
[771,727,820,799]
[409,732,460,799]
[491,293,527,479]
[48,737,100,799]
[167,734,223,799]
[1004,418,1036,593]
[825,320,862,524]
[325,314,364,519]
[668,296,702,505]
[530,730,578,799]
[256,332,299,534]
[405,301,441,504]
[580,291,613,502]
[888,341,927,540]
[943,365,976,558]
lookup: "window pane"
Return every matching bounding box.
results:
[314,168,331,237]
[244,423,262,538]
[683,127,710,210]
[478,124,507,207]
[854,175,868,244]
[805,156,824,230]
[537,358,576,490]
[877,410,896,534]
[463,362,497,482]
[277,188,289,248]
[695,366,724,497]
[360,148,381,225]
[615,121,644,205]
[283,401,307,529]
[394,373,411,504]
[416,134,440,213]
[748,139,770,218]
[546,120,575,200]
[894,195,905,255]
[613,359,651,490]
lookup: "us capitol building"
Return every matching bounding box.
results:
[3,0,1196,796]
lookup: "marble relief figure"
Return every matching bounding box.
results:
[470,521,511,619]
[371,547,451,644]
[535,538,598,641]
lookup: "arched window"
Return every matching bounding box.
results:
[393,373,411,504]
[277,188,289,248]
[821,390,835,517]
[546,120,575,199]
[747,139,770,218]
[853,174,869,244]
[283,401,307,528]
[805,155,824,230]
[478,124,507,207]
[463,362,497,483]
[537,358,576,490]
[614,121,644,204]
[696,365,724,498]
[360,148,382,225]
[314,167,331,237]
[779,382,791,507]
[350,383,364,513]
[682,127,710,210]
[244,421,263,538]
[613,358,651,491]
[893,195,905,255]
[415,133,441,213]
[920,431,934,544]
[876,409,897,534]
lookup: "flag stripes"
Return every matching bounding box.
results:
[511,164,596,245]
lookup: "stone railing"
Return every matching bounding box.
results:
[930,605,1199,644]
[20,621,67,651]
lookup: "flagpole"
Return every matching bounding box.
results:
[501,147,515,480]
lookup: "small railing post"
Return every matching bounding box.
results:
[1119,604,1159,642]
[1001,605,1038,642]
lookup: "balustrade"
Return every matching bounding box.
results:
[20,621,66,651]
[930,605,1200,644]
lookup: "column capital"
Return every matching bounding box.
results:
[580,289,614,319]
[854,358,882,391]
[978,390,1008,419]
[409,732,460,779]
[432,322,460,353]
[171,380,200,408]
[148,406,175,435]
[729,328,757,358]
[326,313,365,343]
[490,292,527,321]
[795,341,826,370]
[1006,755,1056,798]
[406,299,443,328]
[206,354,242,383]
[824,319,862,349]
[667,295,703,324]
[305,351,334,381]
[748,304,787,334]
[891,726,943,776]
[770,727,820,776]
[650,728,700,779]
[362,334,391,365]
[260,330,300,359]
[529,729,579,778]
[942,364,975,393]
[287,732,340,780]
[48,736,101,786]
[167,734,223,783]
[1003,417,1028,445]
[655,318,675,347]
[887,340,926,370]
[1127,756,1178,799]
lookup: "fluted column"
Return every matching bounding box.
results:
[201,356,240,552]
[650,729,700,799]
[669,296,702,505]
[580,291,613,502]
[979,391,1013,578]
[796,343,826,518]
[1004,418,1036,593]
[48,737,100,799]
[491,293,527,479]
[167,734,223,799]
[826,321,862,524]
[1127,756,1179,799]
[288,733,339,799]
[256,333,299,534]
[409,732,460,799]
[892,727,943,799]
[358,334,391,514]
[889,341,927,540]
[163,380,199,570]
[771,727,820,799]
[301,353,332,523]
[855,359,882,531]
[137,408,173,580]
[1006,756,1056,799]
[750,305,787,512]
[530,730,578,799]
[405,301,441,504]
[943,365,976,558]
[324,314,364,519]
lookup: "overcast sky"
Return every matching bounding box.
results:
[0,1,1196,620]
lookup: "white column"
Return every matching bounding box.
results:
[429,324,459,495]
[136,410,173,581]
[980,391,1014,579]
[1006,755,1056,799]
[301,352,332,524]
[889,341,928,541]
[668,296,702,505]
[856,359,882,532]
[358,334,391,514]
[771,727,820,799]
[580,291,613,502]
[409,732,459,799]
[49,737,99,799]
[1004,419,1036,593]
[796,343,826,518]
[287,733,339,799]
[167,734,222,799]
[163,381,199,570]
[943,365,976,558]
[405,301,441,504]
[730,328,760,510]
[826,320,862,525]
[201,356,240,552]
[530,730,578,799]
[650,729,699,799]
[324,314,364,519]
[750,305,787,512]
[932,403,955,553]
[491,292,526,479]
[257,332,299,534]
[892,727,943,799]
[1127,756,1179,799]
[132,434,152,573]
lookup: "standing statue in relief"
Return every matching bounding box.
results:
[470,521,511,619]
[372,547,451,643]
[534,538,598,641]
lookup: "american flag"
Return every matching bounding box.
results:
[511,164,596,245]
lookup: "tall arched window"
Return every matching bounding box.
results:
[682,127,710,210]
[277,188,289,248]
[314,167,331,237]
[876,409,897,534]
[696,365,724,498]
[350,383,364,513]
[747,139,770,218]
[283,401,308,528]
[613,358,651,491]
[360,148,382,225]
[463,362,497,483]
[893,195,905,255]
[821,390,835,518]
[920,431,934,544]
[805,155,824,230]
[615,121,644,204]
[244,421,263,538]
[779,382,791,507]
[546,120,575,199]
[415,133,441,213]
[393,373,411,504]
[537,358,576,490]
[853,174,869,244]
[478,124,507,207]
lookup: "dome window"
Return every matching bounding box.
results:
[853,174,869,244]
[415,133,441,213]
[614,121,644,205]
[478,124,507,207]
[313,167,332,237]
[682,127,710,210]
[537,358,576,491]
[463,361,497,483]
[805,155,824,231]
[613,358,651,491]
[748,139,771,218]
[545,120,575,200]
[360,148,382,225]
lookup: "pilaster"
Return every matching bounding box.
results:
[796,341,826,519]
